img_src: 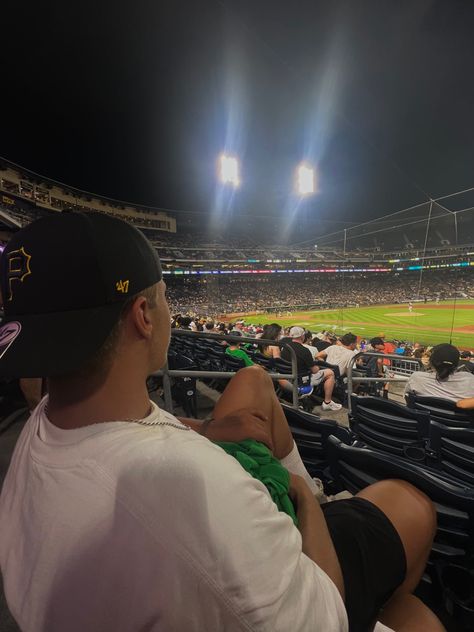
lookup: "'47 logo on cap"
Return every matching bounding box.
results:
[116,279,130,294]
[7,247,32,301]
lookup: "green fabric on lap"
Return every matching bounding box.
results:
[214,438,298,525]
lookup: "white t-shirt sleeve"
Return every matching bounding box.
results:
[121,433,348,632]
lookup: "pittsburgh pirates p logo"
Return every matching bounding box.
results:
[7,247,32,301]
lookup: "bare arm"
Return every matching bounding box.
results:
[289,474,345,600]
[271,345,281,359]
[177,408,274,451]
[456,398,474,410]
[316,350,328,360]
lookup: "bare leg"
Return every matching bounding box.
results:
[213,365,294,459]
[378,593,446,631]
[322,370,335,402]
[356,480,443,629]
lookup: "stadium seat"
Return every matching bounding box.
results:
[167,352,198,417]
[249,351,274,370]
[349,394,430,460]
[428,422,474,486]
[407,394,474,427]
[282,404,352,480]
[327,436,474,625]
[223,354,247,372]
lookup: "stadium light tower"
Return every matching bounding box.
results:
[218,153,240,187]
[296,162,315,196]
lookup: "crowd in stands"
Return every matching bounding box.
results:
[2,211,474,632]
[165,270,474,314]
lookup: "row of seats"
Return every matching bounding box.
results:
[350,394,474,471]
[169,333,347,409]
[283,402,474,629]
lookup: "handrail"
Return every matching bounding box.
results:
[155,329,302,413]
[346,351,423,412]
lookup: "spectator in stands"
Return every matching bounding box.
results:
[203,320,217,333]
[317,332,359,378]
[303,330,318,360]
[379,334,396,355]
[260,323,283,360]
[225,331,254,367]
[405,343,474,402]
[177,315,192,330]
[459,350,474,374]
[0,214,444,632]
[395,342,406,355]
[234,320,246,335]
[312,331,336,352]
[281,327,342,411]
[364,337,390,399]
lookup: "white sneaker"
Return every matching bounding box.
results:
[322,400,342,411]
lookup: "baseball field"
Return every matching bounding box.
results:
[242,300,474,349]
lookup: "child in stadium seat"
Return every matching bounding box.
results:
[0,213,444,632]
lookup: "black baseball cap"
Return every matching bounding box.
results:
[0,212,162,377]
[430,343,460,369]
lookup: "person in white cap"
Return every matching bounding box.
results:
[281,326,342,411]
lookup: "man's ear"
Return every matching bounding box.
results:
[129,295,153,339]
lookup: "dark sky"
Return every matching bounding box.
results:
[2,0,474,239]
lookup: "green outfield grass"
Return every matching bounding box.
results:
[242,300,474,349]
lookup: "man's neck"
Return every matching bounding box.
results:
[47,362,150,430]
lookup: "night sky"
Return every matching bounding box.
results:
[2,0,474,238]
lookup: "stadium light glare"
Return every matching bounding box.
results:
[218,153,240,187]
[296,163,315,196]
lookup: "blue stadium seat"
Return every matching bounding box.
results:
[350,394,430,460]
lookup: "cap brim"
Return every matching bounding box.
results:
[0,302,124,378]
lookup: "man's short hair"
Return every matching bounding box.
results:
[370,337,385,347]
[341,333,357,346]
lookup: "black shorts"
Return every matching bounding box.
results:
[321,497,407,632]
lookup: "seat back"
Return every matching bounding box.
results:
[429,421,474,486]
[327,435,474,625]
[407,394,474,427]
[350,395,430,460]
[327,436,474,557]
[223,354,246,372]
[167,353,197,417]
[282,404,352,478]
[251,352,274,370]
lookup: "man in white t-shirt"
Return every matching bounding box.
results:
[0,213,443,632]
[317,333,359,377]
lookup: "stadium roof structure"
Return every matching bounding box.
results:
[294,186,474,255]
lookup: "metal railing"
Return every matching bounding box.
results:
[156,335,425,415]
[155,330,302,413]
[346,352,423,412]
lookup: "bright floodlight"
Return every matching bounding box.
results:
[219,154,240,187]
[296,163,315,195]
